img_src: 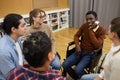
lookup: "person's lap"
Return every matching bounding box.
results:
[50,54,61,70]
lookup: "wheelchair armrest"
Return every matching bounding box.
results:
[93,45,103,53]
[68,40,81,46]
[68,41,75,46]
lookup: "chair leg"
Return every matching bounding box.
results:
[62,69,67,77]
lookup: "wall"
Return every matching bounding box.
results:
[33,0,69,9]
[0,0,69,18]
[0,0,32,18]
[33,0,58,9]
[58,0,69,8]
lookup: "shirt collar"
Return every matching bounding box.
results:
[110,44,120,52]
[5,34,16,46]
[93,25,99,32]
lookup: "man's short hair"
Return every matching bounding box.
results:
[86,11,97,18]
[2,13,23,35]
[23,31,52,68]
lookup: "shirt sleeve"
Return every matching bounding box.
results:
[88,27,106,49]
[74,24,84,46]
[0,49,15,77]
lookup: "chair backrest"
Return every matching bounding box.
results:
[0,24,4,38]
[0,30,4,38]
[88,48,102,73]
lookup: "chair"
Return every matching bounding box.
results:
[0,29,4,38]
[62,40,103,76]
[95,53,107,73]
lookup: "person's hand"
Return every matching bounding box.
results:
[89,23,97,30]
[89,21,99,30]
[75,45,81,55]
[94,76,102,80]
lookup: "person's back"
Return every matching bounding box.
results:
[6,66,66,80]
[6,31,68,80]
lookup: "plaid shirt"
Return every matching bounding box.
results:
[6,66,68,80]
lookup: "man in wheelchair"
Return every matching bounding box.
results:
[62,11,106,79]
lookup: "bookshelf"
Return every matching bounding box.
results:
[0,8,70,32]
[43,8,70,32]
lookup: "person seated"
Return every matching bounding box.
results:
[6,31,68,80]
[62,11,106,79]
[80,17,120,80]
[0,13,27,80]
[24,8,61,70]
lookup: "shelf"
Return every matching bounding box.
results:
[0,8,70,32]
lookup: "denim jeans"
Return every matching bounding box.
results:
[80,74,99,80]
[62,50,95,79]
[50,54,61,70]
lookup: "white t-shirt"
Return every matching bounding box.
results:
[15,42,23,65]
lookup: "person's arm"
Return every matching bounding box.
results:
[74,24,84,54]
[88,27,106,49]
[48,26,56,54]
[0,49,15,77]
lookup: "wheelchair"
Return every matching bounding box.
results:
[62,40,103,77]
[0,30,4,38]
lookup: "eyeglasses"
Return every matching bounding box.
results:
[35,16,45,19]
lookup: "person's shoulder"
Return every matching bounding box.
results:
[79,22,88,29]
[98,25,106,32]
[8,66,24,73]
[41,23,49,27]
[0,36,10,49]
[41,23,52,31]
[47,70,68,80]
[99,25,106,30]
[81,22,87,26]
[47,69,60,74]
[6,66,25,80]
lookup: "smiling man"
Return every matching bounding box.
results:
[62,11,106,79]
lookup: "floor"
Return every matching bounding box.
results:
[54,27,112,79]
[54,27,112,62]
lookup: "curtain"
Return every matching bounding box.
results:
[93,0,120,31]
[69,0,92,28]
[70,0,120,29]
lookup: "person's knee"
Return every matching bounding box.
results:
[62,61,67,69]
[80,74,99,80]
[55,62,61,70]
[52,64,61,70]
[75,66,84,75]
[51,59,61,70]
[80,75,88,80]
